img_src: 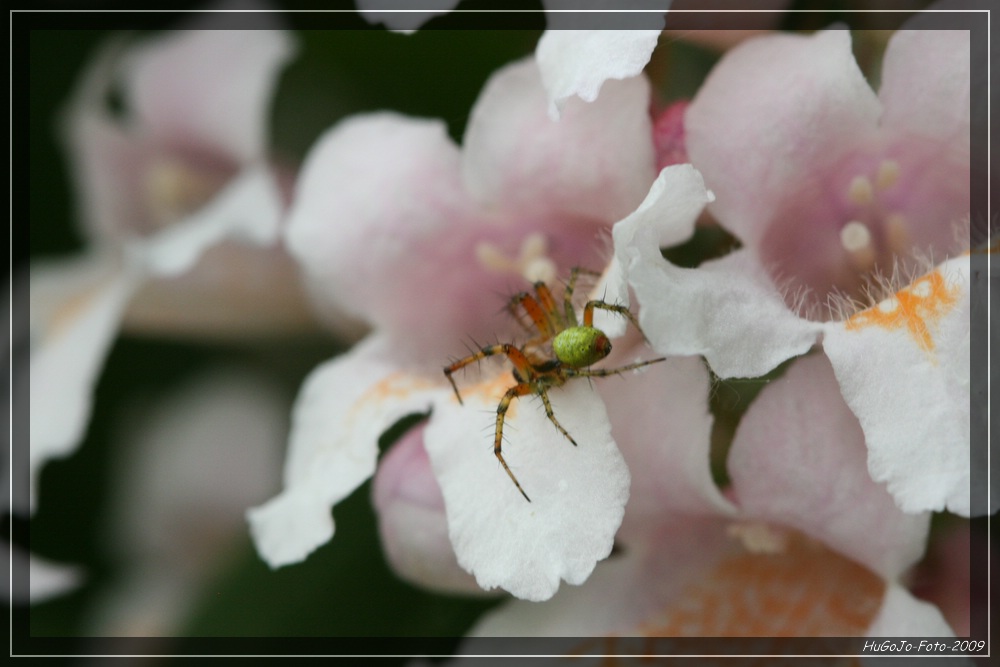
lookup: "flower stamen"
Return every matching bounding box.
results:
[475,232,557,283]
[726,520,789,554]
[841,220,876,272]
[875,159,900,191]
[847,175,874,206]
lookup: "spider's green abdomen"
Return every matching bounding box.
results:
[553,326,612,368]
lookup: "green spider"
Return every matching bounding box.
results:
[443,267,665,502]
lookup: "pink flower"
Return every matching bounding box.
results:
[612,30,974,517]
[28,24,302,513]
[247,56,674,601]
[462,353,951,639]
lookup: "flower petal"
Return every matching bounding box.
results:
[468,514,734,636]
[822,254,971,516]
[356,0,460,32]
[728,353,930,580]
[462,57,656,223]
[372,424,488,595]
[685,29,881,247]
[424,374,629,601]
[123,28,296,164]
[865,583,956,637]
[601,353,735,541]
[284,112,502,357]
[535,29,663,120]
[879,30,970,148]
[139,165,285,276]
[613,165,821,377]
[9,545,82,604]
[246,335,445,567]
[59,36,151,244]
[29,258,142,513]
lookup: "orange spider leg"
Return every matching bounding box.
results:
[509,290,556,344]
[532,281,561,328]
[443,343,536,405]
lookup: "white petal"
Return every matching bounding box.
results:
[613,165,821,375]
[822,254,971,516]
[535,29,663,119]
[246,335,445,567]
[603,164,713,336]
[29,260,142,513]
[424,375,629,601]
[8,545,83,604]
[356,1,460,32]
[864,583,956,637]
[140,165,284,277]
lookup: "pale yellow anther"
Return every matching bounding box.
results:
[474,242,513,272]
[726,521,789,554]
[847,175,874,206]
[145,160,222,230]
[475,232,557,283]
[884,212,910,254]
[841,220,876,271]
[875,159,900,190]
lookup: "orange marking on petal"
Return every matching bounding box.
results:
[354,373,435,412]
[46,284,108,343]
[636,534,884,637]
[844,268,961,352]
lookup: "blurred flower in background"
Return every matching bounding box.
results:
[84,367,288,636]
[27,19,311,515]
[18,0,989,656]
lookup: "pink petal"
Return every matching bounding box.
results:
[685,29,881,248]
[468,514,735,636]
[372,424,487,594]
[124,29,296,164]
[463,57,656,223]
[601,352,735,542]
[822,254,972,516]
[728,353,930,580]
[246,335,446,567]
[424,372,629,601]
[283,113,496,358]
[59,37,152,243]
[534,30,663,120]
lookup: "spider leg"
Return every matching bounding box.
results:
[443,344,534,405]
[567,357,667,380]
[563,267,601,326]
[583,300,649,342]
[508,290,557,347]
[537,387,577,447]
[496,382,535,502]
